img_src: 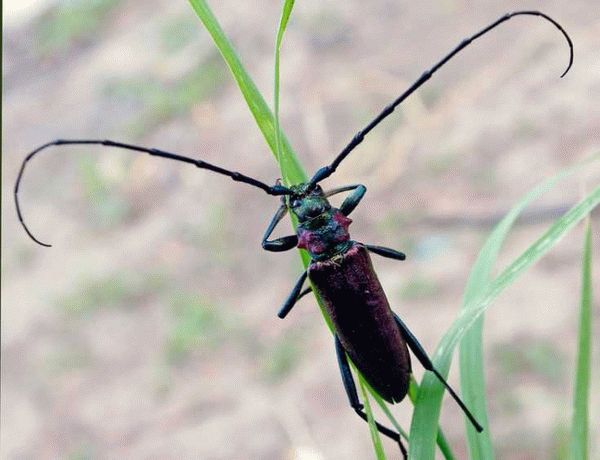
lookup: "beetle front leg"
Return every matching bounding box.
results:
[393,313,483,433]
[261,203,298,252]
[335,336,408,459]
[325,184,367,216]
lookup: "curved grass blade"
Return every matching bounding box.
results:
[371,374,456,459]
[409,171,600,459]
[569,220,592,460]
[187,0,306,186]
[458,158,597,460]
[274,0,295,168]
[408,379,456,460]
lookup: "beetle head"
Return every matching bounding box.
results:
[287,183,331,223]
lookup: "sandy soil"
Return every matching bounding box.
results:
[2,0,599,459]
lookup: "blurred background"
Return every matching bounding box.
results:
[2,0,599,458]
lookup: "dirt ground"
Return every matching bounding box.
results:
[2,0,599,459]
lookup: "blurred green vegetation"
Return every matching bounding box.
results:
[77,155,131,229]
[513,116,541,140]
[165,293,226,364]
[67,442,96,460]
[424,149,460,176]
[397,274,439,300]
[492,338,566,382]
[175,202,234,268]
[420,85,443,109]
[103,53,226,135]
[160,15,201,53]
[57,270,167,316]
[552,422,571,460]
[259,331,304,381]
[45,346,93,375]
[36,0,121,56]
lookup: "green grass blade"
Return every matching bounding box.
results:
[406,377,456,460]
[569,220,593,460]
[409,179,600,460]
[459,317,492,459]
[274,0,295,166]
[433,426,456,460]
[187,0,306,186]
[359,374,387,460]
[371,376,456,459]
[457,159,596,460]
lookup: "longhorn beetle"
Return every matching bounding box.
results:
[15,11,573,458]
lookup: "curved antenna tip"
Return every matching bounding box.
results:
[559,43,574,78]
[24,226,52,247]
[560,63,572,78]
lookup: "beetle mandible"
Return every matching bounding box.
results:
[15,10,573,458]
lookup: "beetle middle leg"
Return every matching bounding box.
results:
[335,335,408,459]
[393,313,483,433]
[277,271,308,318]
[277,285,313,319]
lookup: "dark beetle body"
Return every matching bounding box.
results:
[309,242,411,403]
[283,184,413,403]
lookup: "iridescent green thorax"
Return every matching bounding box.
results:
[287,183,353,260]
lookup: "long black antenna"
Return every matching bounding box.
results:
[15,139,292,247]
[309,10,574,185]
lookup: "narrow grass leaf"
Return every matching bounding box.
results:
[408,378,456,460]
[409,179,600,459]
[569,220,593,460]
[458,159,595,460]
[187,0,312,275]
[187,0,306,186]
[359,373,387,460]
[274,0,295,168]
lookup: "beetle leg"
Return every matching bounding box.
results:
[277,271,308,319]
[297,286,312,301]
[278,286,312,319]
[365,244,406,261]
[335,335,408,459]
[261,203,298,252]
[325,184,367,216]
[393,313,484,433]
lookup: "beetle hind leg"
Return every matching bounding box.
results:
[393,313,484,433]
[335,335,408,459]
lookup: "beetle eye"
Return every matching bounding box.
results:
[291,199,301,208]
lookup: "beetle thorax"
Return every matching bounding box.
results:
[295,207,352,260]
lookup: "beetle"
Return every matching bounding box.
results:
[15,10,573,458]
